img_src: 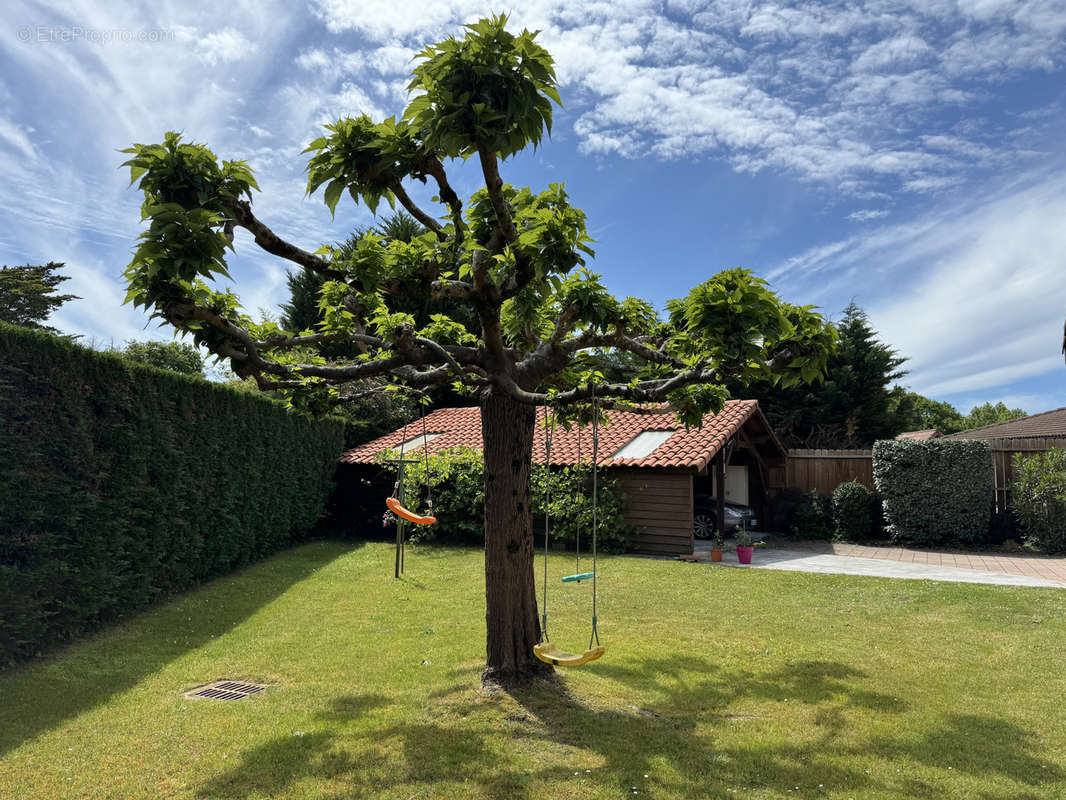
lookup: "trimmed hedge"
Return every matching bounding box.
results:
[0,323,344,665]
[872,439,993,547]
[391,447,632,552]
[1011,449,1066,554]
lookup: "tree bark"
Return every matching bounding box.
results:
[480,387,552,686]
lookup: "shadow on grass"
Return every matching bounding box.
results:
[0,540,355,757]
[193,654,1062,799]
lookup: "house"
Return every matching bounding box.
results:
[896,429,941,441]
[943,407,1066,441]
[945,407,1066,508]
[337,400,787,555]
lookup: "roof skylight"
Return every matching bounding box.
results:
[610,430,675,460]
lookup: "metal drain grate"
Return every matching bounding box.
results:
[184,680,269,701]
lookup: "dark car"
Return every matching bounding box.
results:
[693,495,757,538]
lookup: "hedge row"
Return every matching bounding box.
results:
[0,323,345,665]
[873,439,993,547]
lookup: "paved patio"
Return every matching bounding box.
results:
[687,538,1066,588]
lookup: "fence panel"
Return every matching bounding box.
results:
[987,437,1066,509]
[784,449,873,493]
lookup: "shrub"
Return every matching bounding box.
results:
[0,323,344,666]
[987,507,1022,548]
[397,448,632,552]
[764,488,806,536]
[832,480,874,541]
[790,491,833,540]
[872,439,993,547]
[1011,449,1066,554]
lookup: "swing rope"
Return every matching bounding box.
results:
[590,383,600,648]
[534,388,605,667]
[386,399,436,526]
[540,404,554,643]
[421,404,433,515]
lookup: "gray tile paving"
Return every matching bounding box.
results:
[697,545,1066,588]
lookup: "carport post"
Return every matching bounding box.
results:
[715,450,726,537]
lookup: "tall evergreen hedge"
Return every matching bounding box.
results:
[0,323,344,665]
[872,438,993,547]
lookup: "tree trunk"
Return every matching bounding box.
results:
[480,388,552,686]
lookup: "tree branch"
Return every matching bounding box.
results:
[476,145,516,244]
[224,199,345,279]
[422,155,464,243]
[389,180,446,240]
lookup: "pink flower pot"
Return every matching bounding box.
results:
[736,545,754,564]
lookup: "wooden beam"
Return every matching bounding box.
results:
[738,427,770,487]
[715,450,726,535]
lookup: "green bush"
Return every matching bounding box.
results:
[0,323,344,666]
[872,439,993,547]
[396,447,632,552]
[832,481,874,541]
[1010,449,1066,553]
[789,490,833,539]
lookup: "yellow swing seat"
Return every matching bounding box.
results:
[534,642,605,668]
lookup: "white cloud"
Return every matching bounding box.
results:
[772,168,1066,399]
[848,209,889,221]
[196,28,254,65]
[0,116,36,159]
[307,0,1066,195]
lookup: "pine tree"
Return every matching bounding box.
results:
[0,262,78,333]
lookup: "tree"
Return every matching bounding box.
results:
[0,262,79,333]
[122,339,205,375]
[120,15,836,685]
[737,303,907,447]
[893,391,965,434]
[963,401,1026,430]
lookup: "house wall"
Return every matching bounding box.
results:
[612,468,694,555]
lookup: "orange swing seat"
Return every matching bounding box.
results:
[385,496,437,526]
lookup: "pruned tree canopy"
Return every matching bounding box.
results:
[120,14,837,684]
[121,15,834,423]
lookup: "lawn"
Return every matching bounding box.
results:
[2,541,1065,799]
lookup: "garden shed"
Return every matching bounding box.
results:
[337,400,786,556]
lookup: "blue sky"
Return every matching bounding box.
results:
[2,0,1065,414]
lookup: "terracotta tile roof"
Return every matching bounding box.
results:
[944,407,1066,440]
[339,400,762,471]
[896,429,941,441]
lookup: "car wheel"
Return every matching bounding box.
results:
[693,513,716,539]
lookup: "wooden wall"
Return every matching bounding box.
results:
[612,468,693,555]
[782,449,873,493]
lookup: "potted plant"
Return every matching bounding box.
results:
[734,527,763,565]
[710,530,724,562]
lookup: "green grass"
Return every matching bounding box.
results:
[2,540,1066,799]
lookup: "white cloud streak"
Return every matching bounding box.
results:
[770,168,1066,400]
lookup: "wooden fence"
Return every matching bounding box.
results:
[987,437,1066,509]
[781,449,873,493]
[776,438,1066,506]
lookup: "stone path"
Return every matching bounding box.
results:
[688,538,1066,588]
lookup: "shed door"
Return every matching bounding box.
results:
[725,465,749,506]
